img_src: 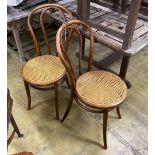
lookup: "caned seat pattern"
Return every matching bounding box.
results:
[76,71,127,109]
[22,55,66,86]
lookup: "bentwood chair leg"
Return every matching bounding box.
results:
[116,107,122,119]
[66,76,70,89]
[10,114,23,138]
[103,111,108,149]
[23,81,31,110]
[54,86,59,120]
[61,92,73,122]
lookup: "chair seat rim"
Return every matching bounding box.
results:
[75,70,128,110]
[21,55,66,86]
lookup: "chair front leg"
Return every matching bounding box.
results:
[116,107,122,119]
[54,85,59,120]
[10,114,23,138]
[103,111,108,149]
[23,81,31,110]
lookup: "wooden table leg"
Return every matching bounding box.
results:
[113,0,121,9]
[11,22,26,64]
[121,0,128,14]
[119,54,131,89]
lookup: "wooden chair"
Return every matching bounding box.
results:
[21,4,73,120]
[7,89,33,155]
[56,20,128,149]
[7,89,23,147]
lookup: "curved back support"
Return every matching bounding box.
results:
[28,4,73,56]
[56,20,94,90]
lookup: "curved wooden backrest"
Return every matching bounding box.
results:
[56,20,94,90]
[28,3,73,56]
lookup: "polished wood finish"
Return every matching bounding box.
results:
[56,20,128,149]
[21,4,73,119]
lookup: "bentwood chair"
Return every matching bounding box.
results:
[7,89,33,154]
[21,4,73,120]
[7,89,23,147]
[56,20,128,149]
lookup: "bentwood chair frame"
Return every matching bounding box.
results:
[56,20,128,149]
[21,4,73,120]
[7,89,23,147]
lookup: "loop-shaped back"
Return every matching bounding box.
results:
[28,4,73,56]
[56,20,94,90]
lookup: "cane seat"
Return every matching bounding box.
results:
[22,55,66,87]
[76,71,127,110]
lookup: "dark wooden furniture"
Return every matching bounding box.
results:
[21,4,73,120]
[7,89,23,147]
[56,20,128,149]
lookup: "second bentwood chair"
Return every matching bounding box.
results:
[21,4,73,120]
[56,20,128,149]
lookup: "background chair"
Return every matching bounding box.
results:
[56,20,128,149]
[7,89,33,155]
[21,4,73,120]
[7,89,23,147]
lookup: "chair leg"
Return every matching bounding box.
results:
[54,86,59,120]
[103,111,108,149]
[66,76,70,89]
[23,81,31,110]
[61,92,73,122]
[10,114,23,138]
[116,107,122,119]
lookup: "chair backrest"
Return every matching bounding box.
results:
[28,3,73,56]
[56,20,94,90]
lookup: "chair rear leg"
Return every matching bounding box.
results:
[66,76,70,89]
[54,86,59,120]
[61,92,73,122]
[116,107,122,119]
[103,111,108,149]
[23,81,31,110]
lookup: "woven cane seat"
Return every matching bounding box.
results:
[76,71,127,110]
[22,55,66,86]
